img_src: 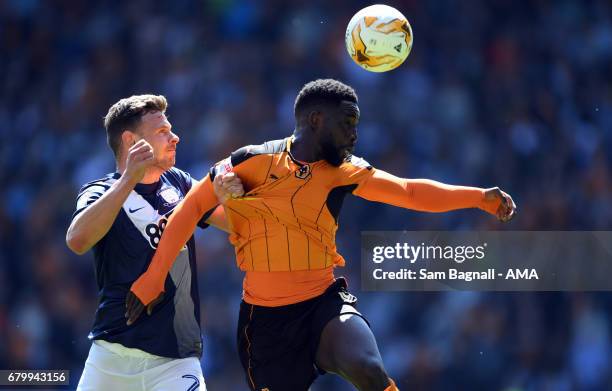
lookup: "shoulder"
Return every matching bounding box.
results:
[77,173,117,197]
[230,138,288,166]
[165,167,190,181]
[161,167,194,194]
[332,155,375,187]
[74,174,117,215]
[341,154,373,171]
[163,167,192,189]
[211,138,288,179]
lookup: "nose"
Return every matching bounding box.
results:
[170,131,179,144]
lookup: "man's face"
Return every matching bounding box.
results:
[132,111,179,171]
[318,100,359,166]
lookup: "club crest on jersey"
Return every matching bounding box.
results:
[159,187,180,206]
[295,164,311,179]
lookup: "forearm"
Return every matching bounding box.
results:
[403,179,488,212]
[355,169,500,214]
[66,176,137,254]
[131,175,219,304]
[205,205,230,232]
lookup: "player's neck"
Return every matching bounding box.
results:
[139,169,163,184]
[290,133,321,163]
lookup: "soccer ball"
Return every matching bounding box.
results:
[345,4,413,73]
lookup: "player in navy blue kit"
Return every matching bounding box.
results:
[66,95,243,390]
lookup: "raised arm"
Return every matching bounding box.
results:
[130,175,219,307]
[354,169,515,220]
[66,140,155,254]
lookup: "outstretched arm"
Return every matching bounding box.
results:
[130,175,219,306]
[354,169,516,220]
[203,172,245,232]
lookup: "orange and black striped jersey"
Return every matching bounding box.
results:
[131,136,502,307]
[211,136,373,274]
[209,137,376,305]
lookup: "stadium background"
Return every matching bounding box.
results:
[1,0,611,389]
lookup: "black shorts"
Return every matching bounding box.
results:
[236,277,369,391]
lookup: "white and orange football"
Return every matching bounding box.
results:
[345,4,413,72]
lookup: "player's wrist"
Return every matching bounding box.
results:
[117,171,141,189]
[131,275,165,306]
[478,189,501,216]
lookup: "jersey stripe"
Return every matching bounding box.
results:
[227,205,254,270]
[285,226,291,271]
[262,215,270,271]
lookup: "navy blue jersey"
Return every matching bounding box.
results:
[72,168,209,358]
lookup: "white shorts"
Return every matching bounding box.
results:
[76,340,206,391]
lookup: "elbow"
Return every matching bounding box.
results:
[65,231,89,255]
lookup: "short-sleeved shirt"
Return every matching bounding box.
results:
[209,137,375,305]
[72,168,207,358]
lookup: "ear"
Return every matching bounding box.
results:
[121,130,137,150]
[307,110,322,132]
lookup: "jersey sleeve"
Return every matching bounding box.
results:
[353,169,501,214]
[184,175,211,229]
[130,175,219,305]
[168,168,211,229]
[209,146,273,190]
[72,180,112,219]
[335,155,376,193]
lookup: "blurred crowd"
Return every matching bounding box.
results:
[1,0,611,389]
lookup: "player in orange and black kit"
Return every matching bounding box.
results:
[126,79,516,391]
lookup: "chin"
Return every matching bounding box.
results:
[321,145,347,167]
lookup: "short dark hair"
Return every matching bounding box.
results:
[103,94,167,157]
[294,79,358,116]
